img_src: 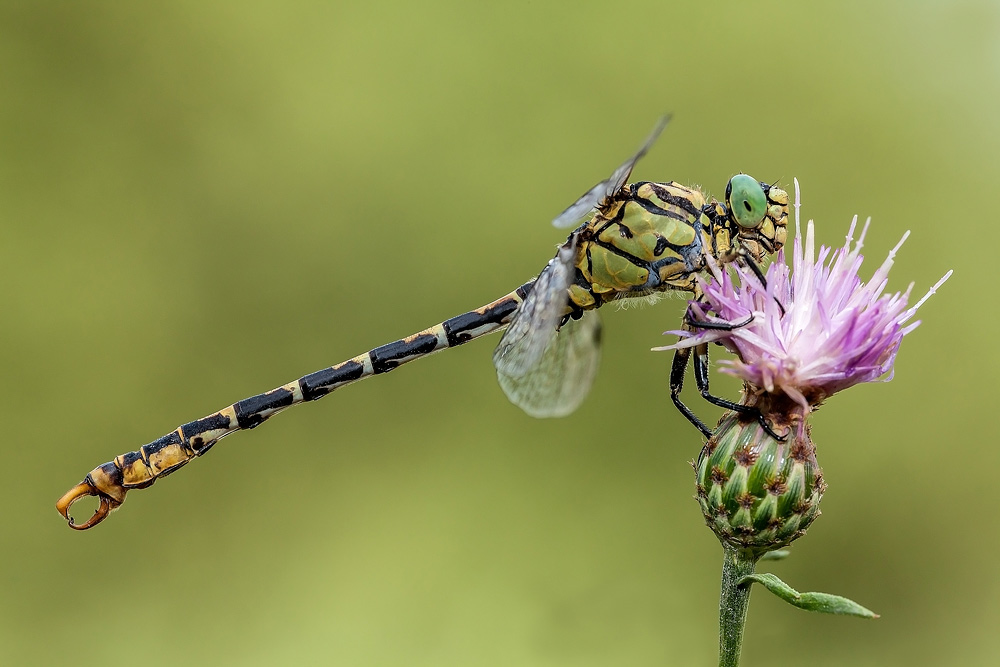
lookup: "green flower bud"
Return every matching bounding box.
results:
[696,411,825,557]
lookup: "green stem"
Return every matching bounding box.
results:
[718,547,759,667]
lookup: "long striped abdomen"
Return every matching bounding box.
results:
[56,283,531,529]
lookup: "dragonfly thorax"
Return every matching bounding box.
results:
[566,177,788,313]
[569,181,710,307]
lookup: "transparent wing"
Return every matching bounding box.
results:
[496,312,602,418]
[492,238,577,378]
[551,115,671,229]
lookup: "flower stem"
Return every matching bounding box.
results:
[718,547,759,667]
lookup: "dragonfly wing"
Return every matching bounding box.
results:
[493,238,577,378]
[496,312,602,418]
[551,115,671,229]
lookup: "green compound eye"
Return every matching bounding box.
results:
[726,174,767,229]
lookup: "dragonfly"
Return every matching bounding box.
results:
[57,117,789,529]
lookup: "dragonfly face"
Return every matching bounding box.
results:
[717,174,789,266]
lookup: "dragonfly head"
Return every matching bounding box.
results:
[724,174,789,263]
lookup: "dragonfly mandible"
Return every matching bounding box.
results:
[57,117,789,529]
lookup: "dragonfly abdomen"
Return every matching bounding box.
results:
[56,284,531,529]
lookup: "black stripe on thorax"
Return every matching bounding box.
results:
[646,183,703,218]
[442,298,520,346]
[572,268,601,310]
[300,360,366,401]
[235,387,295,429]
[588,233,704,291]
[590,238,655,271]
[653,225,706,262]
[591,200,629,238]
[370,333,440,374]
[656,225,709,274]
[630,196,696,224]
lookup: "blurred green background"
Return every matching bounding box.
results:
[0,2,989,665]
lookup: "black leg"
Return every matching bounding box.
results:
[690,339,785,442]
[744,252,769,289]
[741,252,786,317]
[671,301,786,442]
[685,312,754,331]
[670,342,713,439]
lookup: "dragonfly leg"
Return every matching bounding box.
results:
[684,312,754,331]
[684,307,786,442]
[688,336,786,442]
[743,252,769,288]
[670,342,713,438]
[670,298,736,438]
[740,251,786,317]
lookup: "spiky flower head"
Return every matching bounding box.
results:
[695,412,824,555]
[659,180,951,554]
[664,180,951,414]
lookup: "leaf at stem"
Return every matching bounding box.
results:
[738,573,879,618]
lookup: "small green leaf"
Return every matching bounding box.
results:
[738,573,879,618]
[759,549,790,561]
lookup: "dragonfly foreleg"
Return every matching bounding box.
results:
[738,249,786,317]
[669,341,713,439]
[669,306,753,438]
[684,308,786,442]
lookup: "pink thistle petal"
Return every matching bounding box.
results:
[656,179,951,410]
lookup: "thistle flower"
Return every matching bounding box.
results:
[664,179,952,415]
[657,179,951,555]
